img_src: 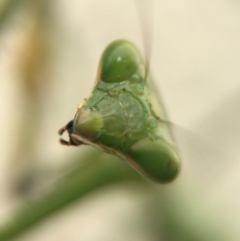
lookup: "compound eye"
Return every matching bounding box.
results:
[73,108,103,141]
[98,40,142,83]
[127,139,181,183]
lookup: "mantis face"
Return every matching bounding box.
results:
[59,40,181,183]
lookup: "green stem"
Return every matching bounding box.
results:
[0,0,28,25]
[0,150,143,240]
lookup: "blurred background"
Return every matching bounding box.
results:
[0,0,240,240]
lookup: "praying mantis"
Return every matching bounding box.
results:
[58,38,181,183]
[1,1,239,241]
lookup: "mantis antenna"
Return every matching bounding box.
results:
[134,0,155,83]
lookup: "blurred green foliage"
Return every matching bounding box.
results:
[0,150,144,240]
[0,0,29,26]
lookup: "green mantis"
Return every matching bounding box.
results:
[59,39,181,183]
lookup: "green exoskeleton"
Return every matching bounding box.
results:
[58,40,181,183]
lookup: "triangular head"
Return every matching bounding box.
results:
[58,40,181,183]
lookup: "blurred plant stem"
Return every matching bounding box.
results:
[0,150,144,241]
[147,194,231,241]
[0,0,30,26]
[8,0,51,195]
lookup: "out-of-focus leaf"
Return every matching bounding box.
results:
[146,191,233,241]
[0,0,29,27]
[0,149,145,241]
